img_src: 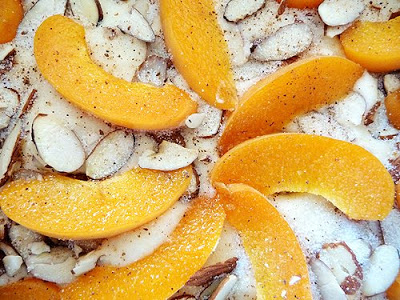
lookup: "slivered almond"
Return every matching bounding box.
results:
[331,92,366,126]
[224,0,265,22]
[85,130,134,180]
[32,115,85,173]
[318,0,365,26]
[185,113,206,129]
[138,141,198,171]
[72,251,101,276]
[252,23,313,62]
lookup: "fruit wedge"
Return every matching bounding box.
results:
[0,278,60,300]
[34,15,196,131]
[218,183,312,299]
[218,56,363,153]
[160,0,237,110]
[340,17,400,73]
[387,272,400,300]
[0,0,23,44]
[385,89,400,130]
[0,167,192,239]
[277,0,323,9]
[61,197,225,299]
[212,133,394,220]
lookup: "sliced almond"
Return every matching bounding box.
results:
[224,0,265,22]
[0,121,21,186]
[72,251,101,276]
[0,48,15,76]
[25,247,77,284]
[331,92,367,126]
[138,141,198,171]
[354,71,378,111]
[2,256,23,277]
[99,201,187,267]
[185,113,206,129]
[362,245,400,296]
[28,242,51,256]
[310,258,347,300]
[85,130,134,180]
[318,0,365,26]
[32,115,86,173]
[136,55,168,87]
[384,74,400,94]
[0,88,20,130]
[86,26,147,82]
[325,24,352,38]
[101,3,155,43]
[317,242,363,296]
[346,239,372,266]
[209,274,238,300]
[195,104,223,138]
[252,23,313,62]
[69,0,102,25]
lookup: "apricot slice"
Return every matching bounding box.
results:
[218,183,312,299]
[219,56,363,153]
[212,133,394,220]
[0,278,60,300]
[340,17,400,73]
[385,89,400,129]
[34,15,196,131]
[0,0,23,44]
[61,197,225,299]
[0,167,192,239]
[387,272,400,300]
[277,0,323,9]
[160,0,237,110]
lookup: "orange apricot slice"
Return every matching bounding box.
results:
[61,197,225,299]
[387,272,400,300]
[0,278,60,300]
[218,183,312,299]
[160,0,237,110]
[0,0,23,44]
[340,17,400,73]
[218,56,363,153]
[0,167,192,240]
[34,15,196,131]
[212,133,394,220]
[385,89,400,129]
[277,0,323,9]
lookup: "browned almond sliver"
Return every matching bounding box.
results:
[186,257,238,286]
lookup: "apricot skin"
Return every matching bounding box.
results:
[160,0,237,110]
[218,56,363,154]
[212,133,394,221]
[34,15,197,130]
[385,90,400,129]
[61,198,225,299]
[218,184,312,299]
[0,0,23,44]
[0,278,60,300]
[387,273,400,300]
[340,17,400,73]
[277,0,323,9]
[0,167,192,240]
